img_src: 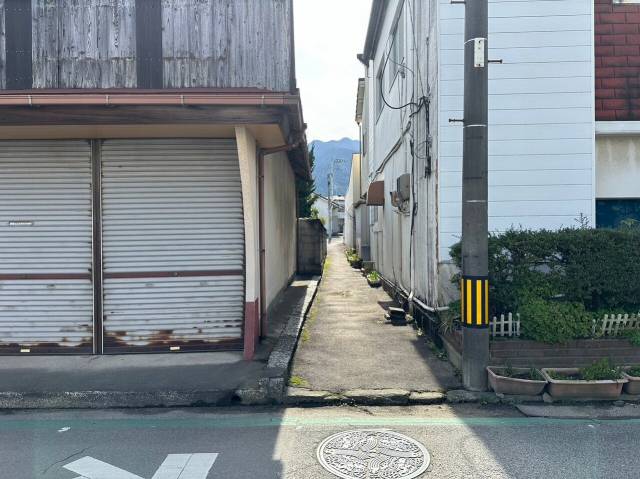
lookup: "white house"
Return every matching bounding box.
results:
[357,0,638,311]
[314,195,345,237]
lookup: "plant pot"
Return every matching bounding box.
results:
[350,260,362,269]
[622,370,640,395]
[487,367,547,396]
[367,277,381,288]
[541,368,628,400]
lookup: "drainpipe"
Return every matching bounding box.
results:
[258,142,301,335]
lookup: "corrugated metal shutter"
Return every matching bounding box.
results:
[101,139,245,352]
[0,140,94,353]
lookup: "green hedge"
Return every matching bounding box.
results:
[450,228,640,342]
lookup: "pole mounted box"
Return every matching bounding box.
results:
[396,173,411,202]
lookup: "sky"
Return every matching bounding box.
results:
[294,0,373,143]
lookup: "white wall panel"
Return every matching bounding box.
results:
[437,0,595,261]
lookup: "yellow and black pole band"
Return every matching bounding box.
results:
[461,276,489,328]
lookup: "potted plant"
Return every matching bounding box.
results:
[487,365,547,396]
[541,359,628,400]
[347,253,362,269]
[623,366,640,395]
[366,271,382,287]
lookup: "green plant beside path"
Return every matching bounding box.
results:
[289,376,309,388]
[627,366,640,377]
[548,359,623,381]
[367,271,380,282]
[499,365,545,381]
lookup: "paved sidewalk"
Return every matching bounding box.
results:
[289,241,461,397]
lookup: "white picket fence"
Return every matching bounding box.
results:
[489,311,640,338]
[594,313,640,337]
[490,313,520,338]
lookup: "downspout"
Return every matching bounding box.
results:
[258,141,301,335]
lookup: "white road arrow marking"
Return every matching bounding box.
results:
[151,454,219,479]
[63,454,218,479]
[63,457,144,479]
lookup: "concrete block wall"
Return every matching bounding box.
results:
[297,219,327,275]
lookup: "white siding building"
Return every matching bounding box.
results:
[357,0,597,309]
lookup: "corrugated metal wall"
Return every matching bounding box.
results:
[101,139,245,351]
[0,141,94,352]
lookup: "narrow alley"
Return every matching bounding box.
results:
[290,240,461,398]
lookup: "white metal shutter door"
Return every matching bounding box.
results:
[101,139,245,352]
[0,141,94,353]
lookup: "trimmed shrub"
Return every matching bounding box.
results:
[450,228,640,315]
[519,299,593,344]
[449,228,640,343]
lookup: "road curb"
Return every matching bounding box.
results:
[0,390,236,410]
[284,388,447,406]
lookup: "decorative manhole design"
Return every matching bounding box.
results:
[317,429,430,479]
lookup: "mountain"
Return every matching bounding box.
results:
[310,138,360,196]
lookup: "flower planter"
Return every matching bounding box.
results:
[487,367,547,396]
[541,368,628,400]
[622,370,640,395]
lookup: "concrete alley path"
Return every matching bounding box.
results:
[289,241,460,395]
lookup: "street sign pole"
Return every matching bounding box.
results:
[461,0,490,391]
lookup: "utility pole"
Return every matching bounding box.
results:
[327,173,333,242]
[327,158,344,243]
[461,0,489,391]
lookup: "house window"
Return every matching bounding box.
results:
[389,9,405,85]
[362,130,367,157]
[376,66,384,119]
[596,199,640,229]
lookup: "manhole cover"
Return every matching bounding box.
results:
[317,429,430,479]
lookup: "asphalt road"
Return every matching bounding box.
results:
[2,404,640,479]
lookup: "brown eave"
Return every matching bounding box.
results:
[0,88,311,179]
[0,89,302,107]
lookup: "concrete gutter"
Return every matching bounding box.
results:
[235,277,321,405]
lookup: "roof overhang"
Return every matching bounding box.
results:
[358,0,389,65]
[0,88,311,179]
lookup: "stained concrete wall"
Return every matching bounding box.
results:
[264,150,297,308]
[596,136,640,198]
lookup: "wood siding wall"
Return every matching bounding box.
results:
[438,0,595,260]
[0,0,292,91]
